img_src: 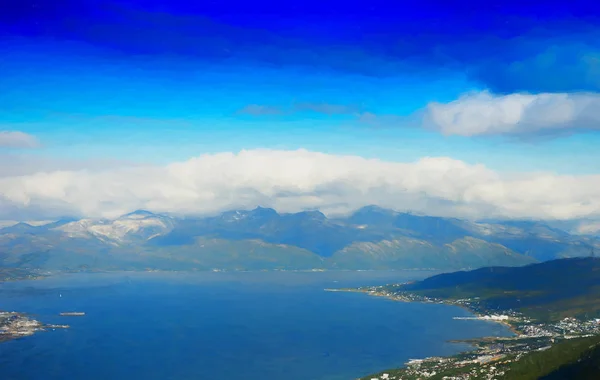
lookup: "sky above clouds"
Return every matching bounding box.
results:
[1,0,600,221]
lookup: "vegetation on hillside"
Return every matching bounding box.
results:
[397,257,600,321]
[502,334,600,380]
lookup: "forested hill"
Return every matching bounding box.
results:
[398,257,600,321]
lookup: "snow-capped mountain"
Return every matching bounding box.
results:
[0,206,598,273]
[55,210,175,243]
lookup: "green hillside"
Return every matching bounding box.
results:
[397,257,600,321]
[502,335,600,380]
[359,258,600,380]
[361,335,600,380]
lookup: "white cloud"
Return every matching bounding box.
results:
[1,149,600,221]
[423,91,600,136]
[0,131,40,148]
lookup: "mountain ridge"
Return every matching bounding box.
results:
[1,206,598,272]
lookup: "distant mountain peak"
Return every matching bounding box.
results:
[295,210,326,219]
[120,210,158,220]
[250,206,278,217]
[355,205,395,214]
[2,206,596,273]
[347,205,398,226]
[0,222,37,233]
[12,222,33,228]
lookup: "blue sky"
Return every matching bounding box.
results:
[2,1,600,221]
[2,0,600,173]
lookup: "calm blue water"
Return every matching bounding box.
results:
[0,271,513,380]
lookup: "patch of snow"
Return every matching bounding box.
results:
[54,215,172,242]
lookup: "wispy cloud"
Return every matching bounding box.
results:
[0,131,41,149]
[237,102,364,116]
[356,112,422,130]
[240,92,600,139]
[292,102,364,115]
[237,105,286,116]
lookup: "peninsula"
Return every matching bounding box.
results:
[0,312,69,343]
[341,257,600,379]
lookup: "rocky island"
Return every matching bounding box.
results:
[0,312,69,343]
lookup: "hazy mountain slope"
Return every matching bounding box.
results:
[343,206,597,261]
[1,207,597,272]
[444,237,538,268]
[330,236,536,270]
[469,220,596,261]
[151,207,391,256]
[147,237,325,271]
[330,237,444,270]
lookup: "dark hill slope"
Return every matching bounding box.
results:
[399,257,600,321]
[503,334,600,380]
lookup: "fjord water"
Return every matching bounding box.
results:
[0,271,512,380]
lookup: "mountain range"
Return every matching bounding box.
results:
[1,206,598,272]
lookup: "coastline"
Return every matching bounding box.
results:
[328,287,522,378]
[0,312,69,344]
[326,287,520,334]
[0,271,48,283]
[0,273,72,344]
[333,286,600,379]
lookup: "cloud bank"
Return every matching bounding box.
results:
[423,91,600,137]
[0,131,40,148]
[1,149,599,221]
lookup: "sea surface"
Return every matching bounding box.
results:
[0,271,513,380]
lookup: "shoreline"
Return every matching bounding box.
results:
[2,268,439,276]
[0,269,438,286]
[328,286,524,376]
[0,312,69,344]
[327,287,521,335]
[334,287,600,379]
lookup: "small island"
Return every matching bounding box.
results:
[0,269,68,343]
[334,257,600,380]
[60,312,85,316]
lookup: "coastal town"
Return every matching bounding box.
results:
[341,286,600,380]
[0,311,69,342]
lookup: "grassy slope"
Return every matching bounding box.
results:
[503,335,600,380]
[361,336,600,380]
